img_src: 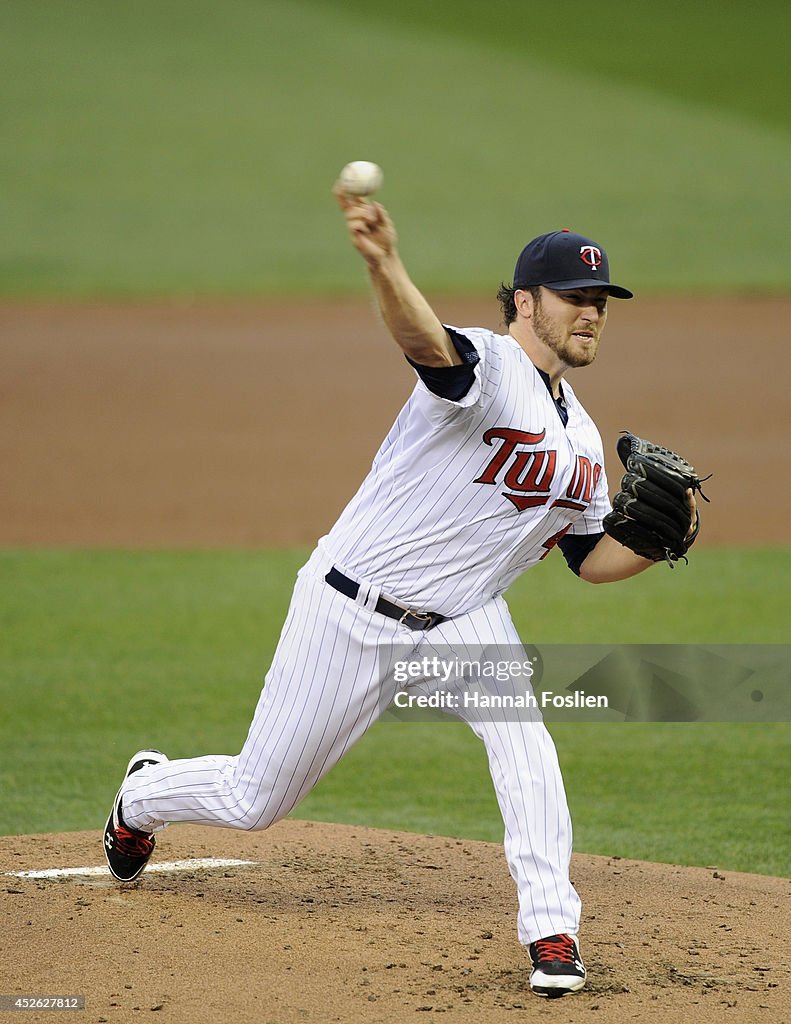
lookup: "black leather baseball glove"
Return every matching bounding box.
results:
[603,432,711,566]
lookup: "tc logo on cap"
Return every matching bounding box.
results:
[579,245,602,270]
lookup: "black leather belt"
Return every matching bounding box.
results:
[325,567,447,631]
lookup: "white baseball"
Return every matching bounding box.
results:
[338,160,383,196]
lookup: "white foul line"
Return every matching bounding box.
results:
[5,858,257,879]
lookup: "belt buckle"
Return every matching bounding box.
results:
[399,608,433,629]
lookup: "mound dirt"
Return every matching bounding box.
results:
[2,820,788,1023]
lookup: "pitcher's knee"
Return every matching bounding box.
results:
[233,789,299,832]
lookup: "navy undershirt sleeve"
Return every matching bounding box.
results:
[557,531,604,576]
[406,328,480,401]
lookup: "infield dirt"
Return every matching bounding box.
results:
[2,298,789,1023]
[1,296,787,547]
[3,822,789,1024]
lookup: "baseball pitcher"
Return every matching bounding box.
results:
[103,177,703,998]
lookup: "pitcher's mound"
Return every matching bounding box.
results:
[2,819,788,1023]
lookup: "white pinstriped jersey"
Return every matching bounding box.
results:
[318,326,611,618]
[121,322,587,942]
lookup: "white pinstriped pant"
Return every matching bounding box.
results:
[122,549,581,944]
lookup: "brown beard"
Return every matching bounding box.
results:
[532,296,599,368]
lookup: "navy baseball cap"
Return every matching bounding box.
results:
[513,229,633,299]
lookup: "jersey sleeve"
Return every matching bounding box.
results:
[567,460,611,534]
[407,326,499,411]
[405,329,480,402]
[557,473,609,574]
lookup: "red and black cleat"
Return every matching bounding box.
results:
[528,933,586,997]
[103,750,168,882]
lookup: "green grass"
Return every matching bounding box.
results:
[1,0,790,296]
[321,0,791,135]
[293,721,790,877]
[1,546,788,876]
[506,546,791,643]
